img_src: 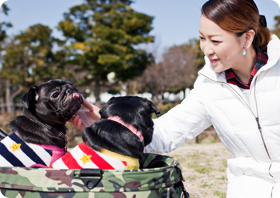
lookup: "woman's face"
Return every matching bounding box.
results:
[199,14,244,72]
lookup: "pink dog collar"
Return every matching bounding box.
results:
[107,116,144,142]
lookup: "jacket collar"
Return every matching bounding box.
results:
[198,34,280,82]
[264,34,280,70]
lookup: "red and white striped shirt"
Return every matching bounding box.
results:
[50,142,127,170]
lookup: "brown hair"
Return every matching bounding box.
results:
[201,0,271,52]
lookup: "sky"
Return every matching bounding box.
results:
[1,0,280,59]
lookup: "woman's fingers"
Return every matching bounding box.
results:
[77,118,84,130]
[71,114,80,126]
[83,97,95,112]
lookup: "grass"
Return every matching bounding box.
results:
[167,140,232,198]
[200,183,213,188]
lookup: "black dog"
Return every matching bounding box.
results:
[84,96,161,160]
[0,79,83,168]
[51,96,160,170]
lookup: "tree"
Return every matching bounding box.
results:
[136,42,198,102]
[58,0,154,102]
[0,5,12,42]
[272,15,280,38]
[190,38,205,71]
[0,24,68,108]
[0,4,12,113]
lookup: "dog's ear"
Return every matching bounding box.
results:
[107,97,116,103]
[99,97,116,117]
[20,86,38,109]
[148,100,161,117]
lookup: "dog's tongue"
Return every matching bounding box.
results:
[72,93,80,100]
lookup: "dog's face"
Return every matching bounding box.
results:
[83,96,160,160]
[21,79,83,125]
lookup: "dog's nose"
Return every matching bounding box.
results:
[66,88,73,94]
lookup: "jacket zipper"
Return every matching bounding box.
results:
[251,76,272,160]
[253,77,275,197]
[198,72,272,160]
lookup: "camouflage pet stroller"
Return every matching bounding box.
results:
[0,153,189,198]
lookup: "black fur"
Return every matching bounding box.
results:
[9,79,83,148]
[82,96,160,160]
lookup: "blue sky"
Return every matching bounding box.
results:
[2,0,280,58]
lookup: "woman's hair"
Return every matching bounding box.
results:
[202,0,271,52]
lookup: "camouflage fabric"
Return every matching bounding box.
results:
[0,153,189,198]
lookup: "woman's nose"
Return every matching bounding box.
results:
[201,43,214,57]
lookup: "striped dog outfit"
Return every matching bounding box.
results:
[0,133,64,168]
[51,142,139,170]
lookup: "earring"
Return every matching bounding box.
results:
[243,46,246,56]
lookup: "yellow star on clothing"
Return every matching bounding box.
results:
[80,154,92,165]
[10,143,21,152]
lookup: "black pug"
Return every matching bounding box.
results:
[51,96,160,170]
[0,79,83,168]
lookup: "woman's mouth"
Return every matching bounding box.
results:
[210,59,219,64]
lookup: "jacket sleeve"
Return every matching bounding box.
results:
[144,84,212,153]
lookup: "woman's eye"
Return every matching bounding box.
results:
[199,36,205,40]
[212,40,220,44]
[52,92,59,98]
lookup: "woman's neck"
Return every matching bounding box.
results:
[231,46,257,84]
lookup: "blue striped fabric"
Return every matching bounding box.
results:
[0,143,25,167]
[0,133,53,167]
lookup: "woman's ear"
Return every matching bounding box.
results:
[244,29,256,49]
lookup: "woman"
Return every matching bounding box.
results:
[71,0,280,197]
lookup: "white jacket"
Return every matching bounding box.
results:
[145,34,280,198]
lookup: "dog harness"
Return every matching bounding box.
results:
[0,133,64,168]
[51,142,139,170]
[29,118,69,153]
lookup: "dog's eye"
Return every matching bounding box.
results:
[52,92,60,98]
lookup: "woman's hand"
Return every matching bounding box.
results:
[70,97,101,130]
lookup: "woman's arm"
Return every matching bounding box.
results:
[144,87,211,153]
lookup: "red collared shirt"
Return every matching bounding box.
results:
[225,48,268,89]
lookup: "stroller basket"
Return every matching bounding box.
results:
[0,153,189,198]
